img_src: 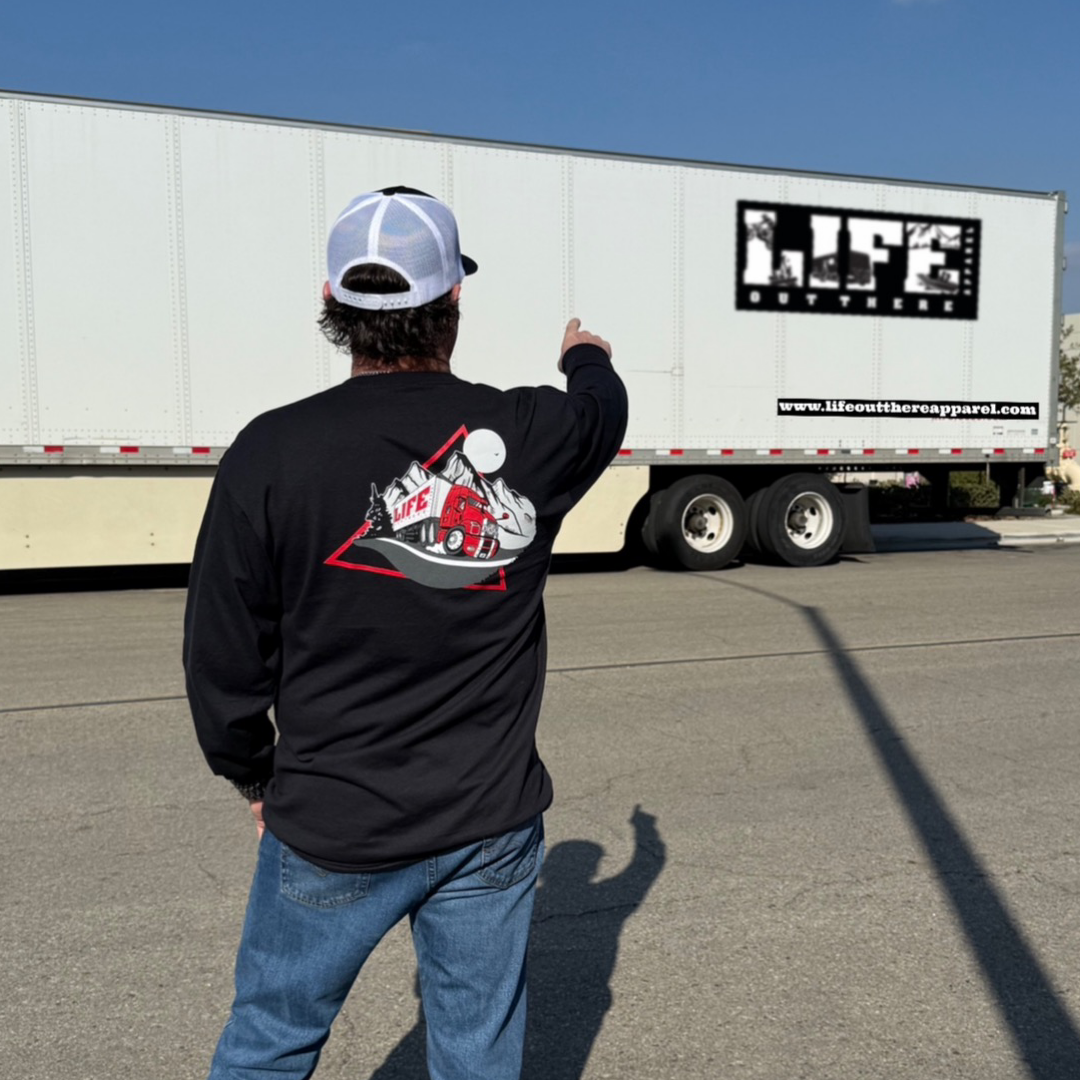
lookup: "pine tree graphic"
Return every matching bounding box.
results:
[365,484,395,538]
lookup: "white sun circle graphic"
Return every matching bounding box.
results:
[462,429,506,473]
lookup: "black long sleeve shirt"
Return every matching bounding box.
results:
[183,344,627,870]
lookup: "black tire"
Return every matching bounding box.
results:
[652,475,747,571]
[621,494,654,566]
[744,487,768,553]
[444,527,466,554]
[756,474,845,567]
[640,492,663,556]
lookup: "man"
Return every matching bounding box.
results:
[183,186,627,1079]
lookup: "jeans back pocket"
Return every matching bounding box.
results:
[280,843,371,908]
[477,815,544,889]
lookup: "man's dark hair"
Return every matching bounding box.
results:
[318,264,460,368]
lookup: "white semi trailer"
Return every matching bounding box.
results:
[0,91,1066,573]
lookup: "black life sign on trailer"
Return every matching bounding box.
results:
[735,201,981,320]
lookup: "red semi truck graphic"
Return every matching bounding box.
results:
[388,476,501,559]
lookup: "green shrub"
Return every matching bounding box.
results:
[867,481,930,521]
[1058,490,1080,515]
[867,472,1003,520]
[948,471,1000,509]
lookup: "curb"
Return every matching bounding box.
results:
[995,534,1080,548]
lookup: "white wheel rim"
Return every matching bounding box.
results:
[680,494,735,554]
[783,492,834,549]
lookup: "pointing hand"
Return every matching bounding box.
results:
[559,318,612,372]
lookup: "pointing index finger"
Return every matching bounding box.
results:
[565,317,581,334]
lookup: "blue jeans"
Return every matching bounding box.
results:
[209,815,544,1080]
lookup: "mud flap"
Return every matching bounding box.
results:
[839,484,875,554]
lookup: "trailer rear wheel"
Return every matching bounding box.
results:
[744,487,768,553]
[640,505,660,557]
[653,475,747,571]
[757,474,844,567]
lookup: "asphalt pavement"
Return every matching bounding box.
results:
[3,544,1080,1079]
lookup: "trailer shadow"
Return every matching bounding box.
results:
[697,573,1080,1079]
[367,807,666,1080]
[0,563,192,595]
[868,520,1006,554]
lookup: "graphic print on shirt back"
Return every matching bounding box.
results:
[324,426,537,590]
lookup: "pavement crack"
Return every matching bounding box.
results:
[533,900,640,924]
[556,765,664,804]
[545,630,1080,677]
[0,694,186,717]
[197,862,228,895]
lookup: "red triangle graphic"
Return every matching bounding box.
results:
[323,425,508,592]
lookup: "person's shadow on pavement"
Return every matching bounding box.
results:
[368,806,666,1080]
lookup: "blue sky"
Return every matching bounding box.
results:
[3,0,1078,313]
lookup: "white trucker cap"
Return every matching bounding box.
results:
[327,186,478,311]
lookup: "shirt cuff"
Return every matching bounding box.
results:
[228,778,267,803]
[562,343,612,374]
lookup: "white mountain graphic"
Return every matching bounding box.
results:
[485,477,536,550]
[382,461,434,504]
[440,451,481,489]
[376,450,536,551]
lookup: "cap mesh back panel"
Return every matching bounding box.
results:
[377,200,446,281]
[328,201,378,279]
[327,192,467,308]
